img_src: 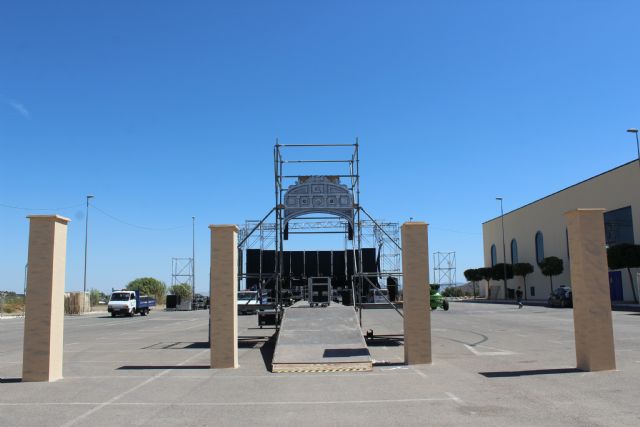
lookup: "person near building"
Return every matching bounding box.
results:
[516,287,523,308]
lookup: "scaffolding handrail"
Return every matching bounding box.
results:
[281,159,354,163]
[237,207,275,248]
[360,206,402,251]
[278,143,356,147]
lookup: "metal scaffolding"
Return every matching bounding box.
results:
[171,257,194,292]
[237,140,403,325]
[432,251,456,288]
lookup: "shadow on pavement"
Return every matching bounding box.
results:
[0,377,22,383]
[117,365,209,370]
[480,368,583,378]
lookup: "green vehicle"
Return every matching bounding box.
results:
[430,285,449,311]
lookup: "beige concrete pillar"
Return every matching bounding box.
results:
[565,209,616,371]
[22,215,70,382]
[209,225,238,369]
[401,222,431,364]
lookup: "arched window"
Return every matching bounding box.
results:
[491,244,497,267]
[511,239,518,264]
[535,231,544,264]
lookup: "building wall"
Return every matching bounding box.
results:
[482,161,640,301]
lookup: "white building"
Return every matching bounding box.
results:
[482,160,640,302]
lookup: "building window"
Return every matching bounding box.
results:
[491,244,497,267]
[530,286,535,297]
[566,228,570,260]
[604,206,635,246]
[535,231,544,264]
[510,239,518,264]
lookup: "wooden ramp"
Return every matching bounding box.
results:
[271,301,372,373]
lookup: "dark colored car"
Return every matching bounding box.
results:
[548,286,572,308]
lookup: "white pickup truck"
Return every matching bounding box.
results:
[107,290,156,317]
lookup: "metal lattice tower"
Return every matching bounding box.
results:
[433,251,456,287]
[171,257,194,289]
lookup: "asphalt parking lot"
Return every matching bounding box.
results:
[1,302,639,426]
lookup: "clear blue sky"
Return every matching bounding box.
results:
[2,0,639,294]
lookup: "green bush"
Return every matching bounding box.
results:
[169,283,193,300]
[126,277,167,304]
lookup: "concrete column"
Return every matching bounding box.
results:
[209,225,238,369]
[565,209,616,371]
[22,215,70,382]
[401,222,431,365]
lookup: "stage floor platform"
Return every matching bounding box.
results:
[271,301,372,373]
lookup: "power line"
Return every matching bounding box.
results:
[0,202,84,211]
[91,203,189,231]
[430,226,481,236]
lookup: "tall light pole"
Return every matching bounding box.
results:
[627,128,639,166]
[496,197,508,299]
[83,195,94,310]
[192,216,195,308]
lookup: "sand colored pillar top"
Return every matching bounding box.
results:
[565,209,616,372]
[23,215,70,382]
[401,222,432,365]
[209,225,239,369]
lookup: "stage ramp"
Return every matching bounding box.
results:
[271,301,372,373]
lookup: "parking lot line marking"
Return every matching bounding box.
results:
[412,368,428,378]
[445,392,463,404]
[60,349,209,427]
[2,397,459,407]
[464,344,515,356]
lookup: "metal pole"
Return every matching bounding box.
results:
[83,195,94,311]
[635,131,639,166]
[497,197,508,299]
[192,216,195,308]
[627,128,640,166]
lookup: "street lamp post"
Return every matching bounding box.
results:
[192,216,195,309]
[83,195,94,311]
[496,197,508,299]
[627,128,639,166]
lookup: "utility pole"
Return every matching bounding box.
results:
[83,195,94,311]
[192,216,196,308]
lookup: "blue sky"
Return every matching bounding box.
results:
[1,0,639,294]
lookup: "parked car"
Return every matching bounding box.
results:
[548,286,572,308]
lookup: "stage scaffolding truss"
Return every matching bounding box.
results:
[237,141,403,322]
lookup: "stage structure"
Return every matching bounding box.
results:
[237,141,403,325]
[432,251,456,288]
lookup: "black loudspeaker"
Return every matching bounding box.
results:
[246,249,261,274]
[332,251,346,277]
[291,251,305,275]
[387,276,398,302]
[261,250,276,274]
[305,251,318,277]
[318,251,332,276]
[283,251,291,275]
[166,294,178,309]
[348,224,353,240]
[284,223,289,240]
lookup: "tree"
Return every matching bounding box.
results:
[478,267,493,298]
[512,263,534,301]
[463,268,483,299]
[89,288,106,306]
[169,283,193,300]
[442,286,464,297]
[126,277,167,304]
[491,263,514,299]
[607,243,640,304]
[538,256,564,294]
